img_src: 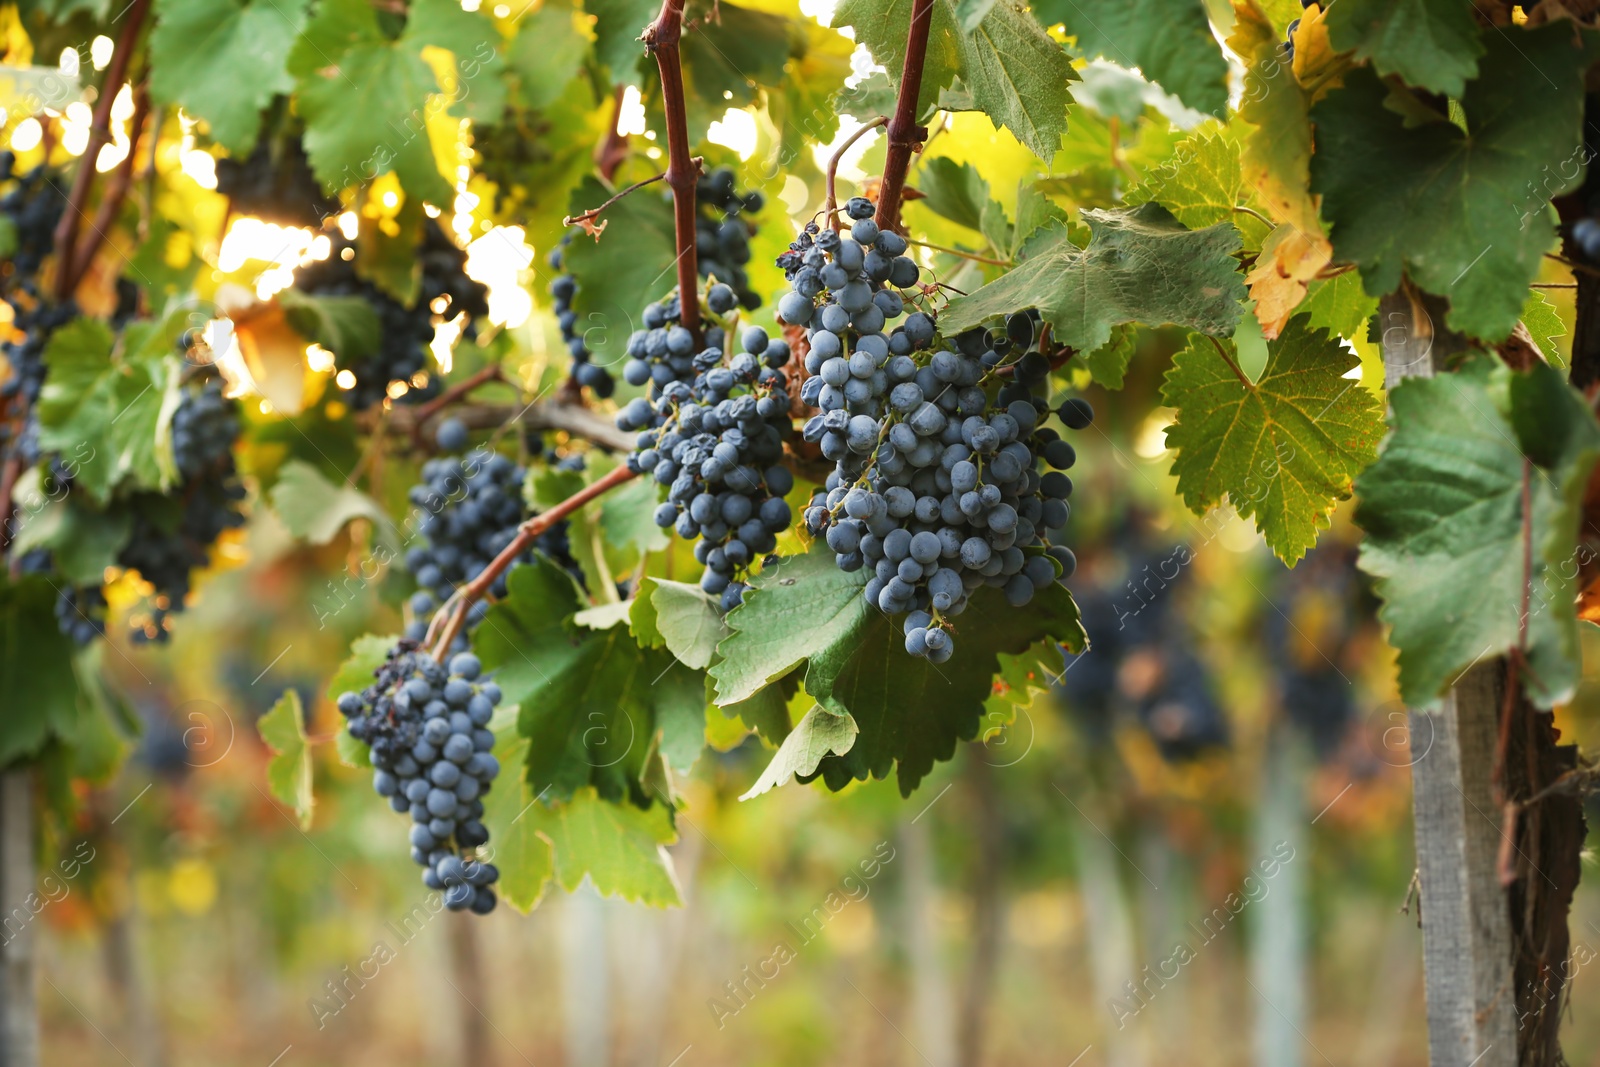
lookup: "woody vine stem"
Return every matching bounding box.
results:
[422,0,937,655]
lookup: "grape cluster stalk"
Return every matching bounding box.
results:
[338,643,503,914]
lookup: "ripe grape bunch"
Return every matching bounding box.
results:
[338,642,502,915]
[213,135,340,229]
[403,429,582,653]
[119,374,249,643]
[547,236,616,399]
[784,199,1082,661]
[617,286,795,608]
[0,155,74,464]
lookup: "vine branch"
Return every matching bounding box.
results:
[826,117,887,232]
[428,464,640,657]
[642,0,703,344]
[68,81,150,294]
[407,364,507,434]
[874,0,935,234]
[372,395,637,452]
[52,0,151,302]
[595,84,631,183]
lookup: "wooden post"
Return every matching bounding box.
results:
[0,768,39,1067]
[1378,290,1517,1067]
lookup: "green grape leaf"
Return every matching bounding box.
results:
[586,0,659,80]
[808,581,1084,794]
[740,706,858,800]
[715,547,1085,794]
[532,787,681,905]
[677,3,791,138]
[562,176,678,369]
[507,0,590,111]
[0,575,83,767]
[1323,0,1483,98]
[1355,358,1600,707]
[720,672,797,747]
[636,578,728,670]
[276,288,381,363]
[1160,314,1384,564]
[710,547,870,705]
[325,633,398,768]
[148,0,310,154]
[1126,131,1270,247]
[1300,269,1378,341]
[916,156,994,233]
[1080,324,1138,390]
[1035,0,1227,116]
[476,558,702,803]
[1309,28,1595,342]
[37,318,178,504]
[290,0,455,203]
[270,459,391,546]
[258,689,314,830]
[599,474,671,561]
[835,0,1075,160]
[403,0,505,121]
[1520,289,1566,366]
[939,203,1246,351]
[11,496,131,586]
[480,709,556,911]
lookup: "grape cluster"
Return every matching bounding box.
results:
[337,642,502,915]
[784,200,1082,660]
[696,167,763,311]
[0,154,68,283]
[15,548,106,647]
[547,236,616,399]
[214,135,340,229]
[118,374,248,643]
[0,157,74,465]
[402,445,582,652]
[296,221,487,410]
[620,317,795,608]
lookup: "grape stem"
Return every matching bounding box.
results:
[427,464,639,658]
[906,238,1012,266]
[642,0,704,346]
[407,364,508,445]
[873,0,936,234]
[825,117,888,233]
[565,166,696,230]
[52,0,152,302]
[373,396,637,452]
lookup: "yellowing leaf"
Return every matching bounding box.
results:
[230,301,311,416]
[1246,223,1333,338]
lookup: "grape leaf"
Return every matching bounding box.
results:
[710,547,871,705]
[634,578,728,670]
[939,203,1246,350]
[1520,289,1566,367]
[148,0,310,154]
[0,574,82,767]
[1323,0,1483,97]
[288,0,467,203]
[270,459,392,546]
[37,318,179,504]
[1229,0,1325,242]
[1301,269,1378,341]
[1080,324,1137,390]
[1309,28,1595,342]
[1034,0,1227,117]
[531,787,681,905]
[834,0,1075,160]
[714,547,1085,795]
[562,176,678,370]
[739,706,858,800]
[1355,358,1600,707]
[506,0,590,111]
[676,3,791,138]
[1125,131,1266,242]
[476,558,704,804]
[916,156,995,233]
[258,689,314,830]
[585,0,659,80]
[404,0,504,122]
[1161,315,1384,563]
[479,712,555,911]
